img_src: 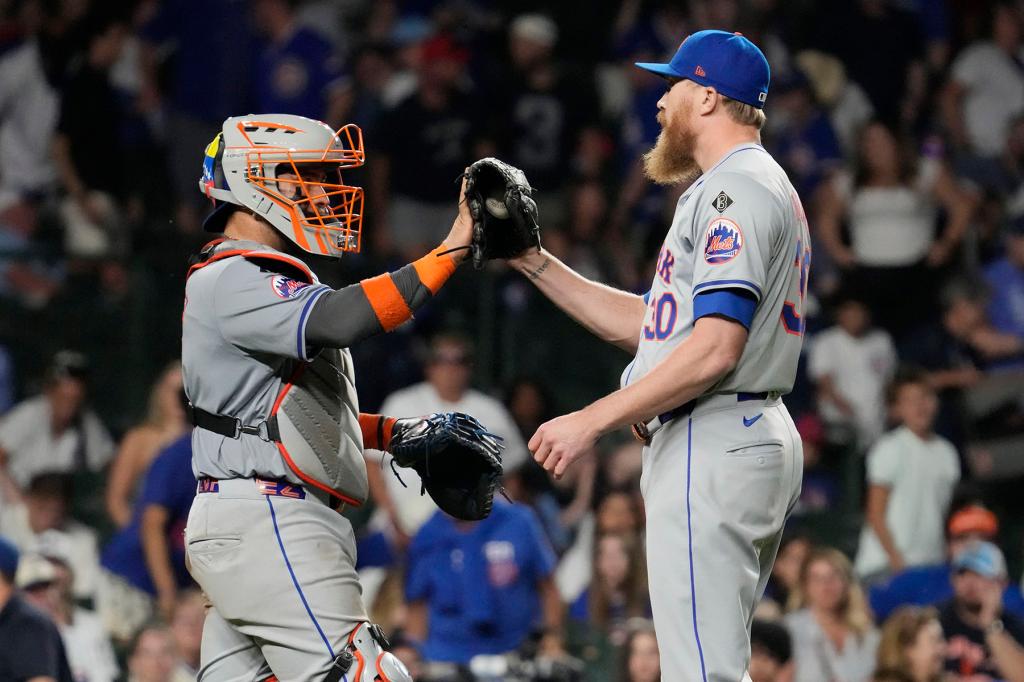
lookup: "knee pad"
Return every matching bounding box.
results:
[327,622,411,682]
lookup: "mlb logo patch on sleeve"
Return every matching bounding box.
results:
[271,275,312,298]
[704,218,743,264]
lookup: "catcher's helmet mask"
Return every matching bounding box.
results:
[199,115,365,257]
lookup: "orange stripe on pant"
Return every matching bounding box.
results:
[360,274,413,331]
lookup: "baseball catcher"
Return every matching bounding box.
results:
[182,114,504,681]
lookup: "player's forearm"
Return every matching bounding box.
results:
[585,320,743,434]
[306,247,457,348]
[511,248,646,352]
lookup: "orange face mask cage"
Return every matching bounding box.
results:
[244,124,366,255]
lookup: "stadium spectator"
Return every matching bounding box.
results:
[18,553,118,682]
[786,548,880,682]
[938,541,1024,681]
[983,214,1024,354]
[870,505,1024,621]
[404,501,562,664]
[620,618,659,682]
[0,350,113,488]
[369,333,527,546]
[809,295,897,449]
[816,121,975,339]
[748,618,793,682]
[567,531,650,679]
[368,34,489,257]
[98,432,195,639]
[874,606,947,682]
[388,632,425,680]
[169,589,204,679]
[105,361,187,528]
[0,535,74,682]
[942,1,1024,162]
[765,67,843,200]
[52,10,129,260]
[764,531,813,611]
[0,472,101,601]
[791,413,840,515]
[855,369,960,580]
[251,0,348,125]
[506,377,555,444]
[126,623,186,682]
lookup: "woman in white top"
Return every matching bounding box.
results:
[816,122,975,338]
[786,548,881,682]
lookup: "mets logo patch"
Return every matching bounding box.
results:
[270,275,311,299]
[704,217,743,264]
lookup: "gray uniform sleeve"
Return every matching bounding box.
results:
[212,259,330,361]
[690,172,778,302]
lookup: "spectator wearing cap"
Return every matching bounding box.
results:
[18,552,118,682]
[368,33,491,259]
[367,333,527,549]
[855,369,960,581]
[748,618,793,682]
[870,505,1024,621]
[0,535,74,682]
[938,541,1024,681]
[0,472,101,602]
[764,66,843,200]
[0,350,113,489]
[808,295,898,450]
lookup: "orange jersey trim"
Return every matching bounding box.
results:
[361,274,413,332]
[412,245,458,294]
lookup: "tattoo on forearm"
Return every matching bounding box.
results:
[526,257,551,280]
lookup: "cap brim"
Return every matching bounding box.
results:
[634,61,682,79]
[202,202,236,233]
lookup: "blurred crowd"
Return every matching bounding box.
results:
[3,0,1024,680]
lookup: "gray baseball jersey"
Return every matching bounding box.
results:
[627,142,810,682]
[182,238,334,484]
[622,142,811,395]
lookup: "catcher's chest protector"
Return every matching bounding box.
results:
[273,347,368,506]
[186,242,367,506]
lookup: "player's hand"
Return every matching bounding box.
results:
[441,173,474,263]
[529,411,599,479]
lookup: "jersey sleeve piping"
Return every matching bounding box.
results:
[692,278,763,300]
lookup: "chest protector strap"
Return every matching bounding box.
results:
[186,240,368,508]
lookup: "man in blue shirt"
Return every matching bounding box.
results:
[984,216,1024,366]
[405,501,564,663]
[100,433,195,625]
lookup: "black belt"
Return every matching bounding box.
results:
[186,404,281,442]
[631,391,772,444]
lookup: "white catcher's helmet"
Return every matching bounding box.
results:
[199,114,365,257]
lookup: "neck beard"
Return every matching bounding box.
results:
[643,113,701,186]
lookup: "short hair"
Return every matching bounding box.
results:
[722,96,767,131]
[885,366,932,405]
[26,473,74,501]
[751,618,792,664]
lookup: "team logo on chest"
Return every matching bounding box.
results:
[703,217,744,264]
[271,275,311,299]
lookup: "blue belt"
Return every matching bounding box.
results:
[631,392,771,444]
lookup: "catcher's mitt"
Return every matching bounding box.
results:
[463,158,542,269]
[389,412,504,521]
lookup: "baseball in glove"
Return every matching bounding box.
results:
[389,412,504,521]
[462,158,542,269]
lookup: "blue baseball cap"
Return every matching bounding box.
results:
[953,541,1007,579]
[635,30,770,109]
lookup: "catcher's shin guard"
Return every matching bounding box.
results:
[328,622,411,682]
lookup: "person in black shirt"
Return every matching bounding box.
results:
[0,535,73,682]
[938,541,1024,681]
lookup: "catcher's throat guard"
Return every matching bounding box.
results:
[186,243,368,507]
[200,114,366,257]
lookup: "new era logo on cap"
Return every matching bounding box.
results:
[695,65,706,77]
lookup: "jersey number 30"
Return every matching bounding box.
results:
[781,238,811,336]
